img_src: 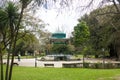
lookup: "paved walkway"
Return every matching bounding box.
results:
[3,59,35,67]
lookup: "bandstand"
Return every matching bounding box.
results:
[37,30,82,68]
[46,31,71,61]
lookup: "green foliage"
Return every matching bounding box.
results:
[16,32,40,55]
[80,5,120,58]
[0,1,19,46]
[67,44,75,52]
[73,21,90,47]
[81,46,94,56]
[0,1,19,28]
[51,44,68,54]
[72,21,90,56]
[50,44,74,54]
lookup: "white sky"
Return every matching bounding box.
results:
[1,0,110,36]
[37,8,79,35]
[34,0,104,37]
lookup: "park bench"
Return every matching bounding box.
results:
[44,63,54,67]
[3,62,19,66]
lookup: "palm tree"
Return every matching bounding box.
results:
[0,2,20,80]
[0,4,10,80]
[0,1,32,80]
[7,1,32,80]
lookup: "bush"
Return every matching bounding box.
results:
[91,63,103,69]
[90,63,120,69]
[83,62,90,68]
[104,63,113,69]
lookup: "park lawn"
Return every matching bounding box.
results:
[10,67,120,80]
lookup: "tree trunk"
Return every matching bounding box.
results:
[83,55,85,68]
[115,44,120,61]
[0,50,4,80]
[108,44,117,58]
[5,53,10,80]
[116,47,120,61]
[5,44,12,80]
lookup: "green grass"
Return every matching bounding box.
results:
[9,67,120,80]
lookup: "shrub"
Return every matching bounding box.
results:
[83,62,90,68]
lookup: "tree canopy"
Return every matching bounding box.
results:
[73,21,90,47]
[79,4,120,59]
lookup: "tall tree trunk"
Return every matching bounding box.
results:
[108,44,117,58]
[0,49,4,80]
[5,53,10,80]
[114,32,120,60]
[83,55,85,68]
[5,44,12,80]
[116,47,120,61]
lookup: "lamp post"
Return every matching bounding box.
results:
[102,48,105,68]
[34,50,37,68]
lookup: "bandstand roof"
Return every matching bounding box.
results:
[51,32,66,39]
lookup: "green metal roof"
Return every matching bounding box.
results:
[52,32,66,39]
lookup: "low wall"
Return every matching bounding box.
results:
[37,61,81,68]
[37,61,120,68]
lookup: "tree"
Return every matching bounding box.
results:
[0,2,20,80]
[73,21,90,67]
[80,5,120,59]
[50,44,74,55]
[0,1,33,80]
[73,21,90,47]
[7,1,33,80]
[79,0,120,59]
[15,32,40,56]
[0,0,46,79]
